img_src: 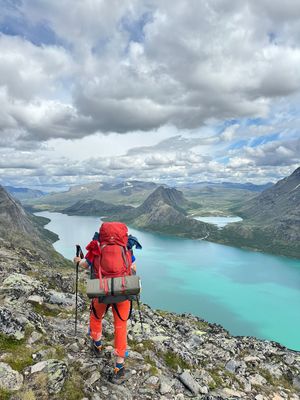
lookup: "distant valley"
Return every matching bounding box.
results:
[8,168,300,258]
[4,186,47,201]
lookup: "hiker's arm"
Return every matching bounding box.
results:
[131,253,136,273]
[73,257,89,269]
[131,262,136,273]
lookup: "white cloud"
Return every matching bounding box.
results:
[0,0,300,187]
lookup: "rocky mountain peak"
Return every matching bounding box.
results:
[0,185,34,235]
[140,186,186,213]
[291,166,300,177]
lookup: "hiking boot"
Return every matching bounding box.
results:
[91,339,102,357]
[109,364,129,384]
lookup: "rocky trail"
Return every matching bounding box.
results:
[0,238,299,400]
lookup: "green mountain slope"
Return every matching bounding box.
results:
[218,167,300,257]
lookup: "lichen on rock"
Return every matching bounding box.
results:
[0,362,24,391]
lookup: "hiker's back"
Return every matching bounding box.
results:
[98,222,132,278]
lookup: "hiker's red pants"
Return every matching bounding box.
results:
[89,299,130,358]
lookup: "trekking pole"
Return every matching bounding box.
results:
[74,244,84,337]
[136,295,144,335]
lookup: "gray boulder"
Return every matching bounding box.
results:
[0,307,28,339]
[30,359,68,394]
[0,362,23,391]
[178,370,200,395]
[0,273,45,298]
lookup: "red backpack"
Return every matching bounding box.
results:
[94,222,132,279]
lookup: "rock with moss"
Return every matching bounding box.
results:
[0,307,28,339]
[30,359,68,394]
[0,273,45,299]
[0,362,23,391]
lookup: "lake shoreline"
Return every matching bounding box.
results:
[34,211,300,351]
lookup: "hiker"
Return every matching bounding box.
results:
[73,222,141,383]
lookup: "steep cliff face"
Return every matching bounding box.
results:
[219,167,300,256]
[0,186,67,264]
[240,167,300,224]
[0,186,36,236]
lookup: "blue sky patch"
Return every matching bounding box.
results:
[120,11,153,43]
[0,13,65,47]
[227,139,248,150]
[216,156,230,164]
[244,117,267,127]
[249,133,279,147]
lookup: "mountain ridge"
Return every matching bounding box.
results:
[63,186,217,239]
[4,186,46,201]
[218,166,300,257]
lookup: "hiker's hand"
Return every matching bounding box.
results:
[74,258,89,269]
[131,263,137,275]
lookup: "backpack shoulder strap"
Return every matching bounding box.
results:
[92,242,103,280]
[121,246,131,274]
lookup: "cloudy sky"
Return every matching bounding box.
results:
[0,0,300,190]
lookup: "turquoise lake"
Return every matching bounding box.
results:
[37,211,300,351]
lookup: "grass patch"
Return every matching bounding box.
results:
[45,345,66,361]
[104,331,114,342]
[0,388,12,400]
[127,353,159,376]
[196,320,210,331]
[32,303,61,317]
[19,389,36,400]
[78,280,87,295]
[3,349,34,372]
[130,338,191,371]
[0,333,25,352]
[142,340,156,352]
[155,309,170,317]
[161,350,191,370]
[128,338,140,351]
[149,365,159,376]
[144,355,159,376]
[0,328,37,371]
[59,378,85,400]
[208,368,223,390]
[59,364,85,400]
[128,338,155,352]
[258,368,294,391]
[224,370,244,389]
